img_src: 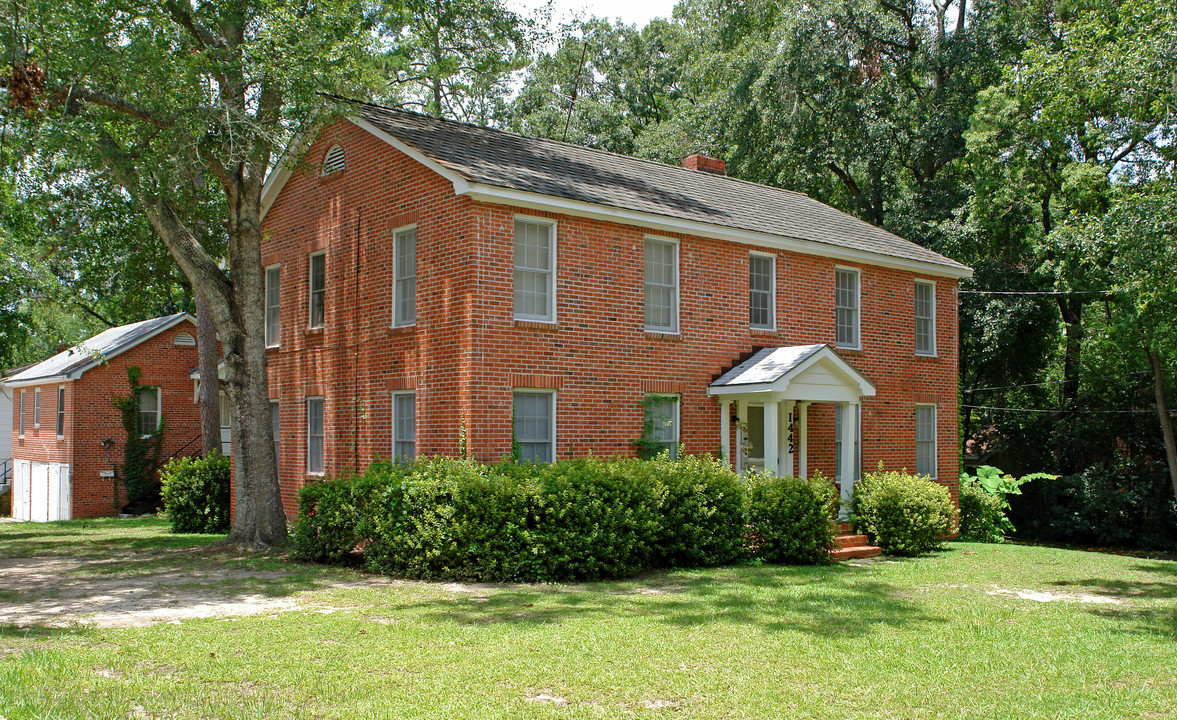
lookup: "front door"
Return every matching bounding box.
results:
[744,404,765,471]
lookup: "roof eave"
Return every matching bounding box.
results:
[461,183,973,280]
[4,374,74,389]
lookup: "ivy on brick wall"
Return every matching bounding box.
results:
[112,366,164,505]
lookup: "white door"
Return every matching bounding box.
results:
[48,464,70,521]
[29,461,49,522]
[11,459,30,520]
[219,392,233,456]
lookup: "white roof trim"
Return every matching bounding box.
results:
[260,115,972,280]
[708,345,877,400]
[4,314,196,388]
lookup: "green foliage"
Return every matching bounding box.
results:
[1015,455,1177,551]
[746,471,837,565]
[294,455,835,582]
[959,477,1010,543]
[111,367,164,506]
[851,466,955,556]
[160,451,230,533]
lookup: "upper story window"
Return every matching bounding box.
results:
[644,395,680,459]
[139,387,161,437]
[307,397,325,474]
[321,145,345,176]
[513,218,555,322]
[835,268,860,349]
[308,251,326,329]
[265,265,281,347]
[33,388,41,428]
[915,280,936,356]
[394,227,417,327]
[513,390,555,463]
[56,386,65,437]
[392,391,416,462]
[915,404,937,479]
[18,389,25,436]
[644,238,678,333]
[749,253,775,330]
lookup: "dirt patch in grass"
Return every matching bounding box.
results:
[0,554,395,629]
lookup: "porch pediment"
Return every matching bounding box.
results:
[707,344,876,403]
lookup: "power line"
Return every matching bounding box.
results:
[962,371,1151,393]
[962,404,1170,415]
[958,290,1112,296]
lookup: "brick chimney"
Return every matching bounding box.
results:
[682,153,726,175]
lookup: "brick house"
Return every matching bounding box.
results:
[258,101,972,518]
[7,314,201,521]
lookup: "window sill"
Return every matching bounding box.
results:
[388,324,417,336]
[266,344,281,353]
[645,330,680,342]
[514,319,560,331]
[915,352,939,360]
[835,344,863,354]
[304,327,325,342]
[750,327,780,336]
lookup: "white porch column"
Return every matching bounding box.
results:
[798,402,809,480]
[764,399,779,476]
[736,399,748,474]
[783,400,796,477]
[840,401,859,509]
[720,400,732,470]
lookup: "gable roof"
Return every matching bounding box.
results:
[262,100,971,279]
[708,344,876,399]
[4,313,194,387]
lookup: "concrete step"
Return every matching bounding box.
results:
[833,534,870,549]
[830,545,883,561]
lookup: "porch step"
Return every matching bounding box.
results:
[830,533,882,561]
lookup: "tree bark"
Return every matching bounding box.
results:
[196,293,221,456]
[1057,297,1084,409]
[1147,346,1177,500]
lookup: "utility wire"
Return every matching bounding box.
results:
[962,404,1171,415]
[962,371,1151,393]
[958,290,1112,296]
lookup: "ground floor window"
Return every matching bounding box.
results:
[834,404,861,482]
[513,390,554,463]
[393,392,416,462]
[307,397,325,474]
[915,404,937,478]
[643,394,680,459]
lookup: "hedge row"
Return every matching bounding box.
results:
[291,456,841,581]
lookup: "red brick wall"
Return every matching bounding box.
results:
[11,323,202,519]
[261,120,962,518]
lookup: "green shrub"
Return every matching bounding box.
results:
[747,471,837,564]
[851,466,955,556]
[959,477,1008,542]
[159,451,230,534]
[649,454,747,567]
[290,477,364,564]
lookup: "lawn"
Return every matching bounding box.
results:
[1,518,1175,719]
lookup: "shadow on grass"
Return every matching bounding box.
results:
[1052,561,1177,639]
[373,563,944,639]
[0,517,221,559]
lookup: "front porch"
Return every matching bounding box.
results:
[708,344,877,509]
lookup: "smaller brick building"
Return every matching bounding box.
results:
[7,314,201,521]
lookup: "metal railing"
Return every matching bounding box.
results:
[1,457,11,486]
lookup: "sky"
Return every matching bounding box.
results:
[506,0,681,31]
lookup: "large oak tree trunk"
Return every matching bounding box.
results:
[196,294,221,456]
[1147,346,1177,501]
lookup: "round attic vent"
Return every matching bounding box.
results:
[322,144,346,176]
[174,333,196,347]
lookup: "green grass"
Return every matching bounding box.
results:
[2,518,1176,719]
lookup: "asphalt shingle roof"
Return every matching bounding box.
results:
[710,345,827,387]
[6,314,190,384]
[354,102,969,273]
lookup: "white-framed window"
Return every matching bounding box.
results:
[513,390,555,463]
[308,251,326,329]
[393,226,417,327]
[33,388,40,427]
[139,387,161,437]
[18,389,25,437]
[834,404,861,482]
[56,386,65,437]
[916,404,937,479]
[392,391,416,462]
[265,265,281,347]
[644,394,680,459]
[749,252,775,330]
[644,237,678,332]
[513,218,555,322]
[307,397,325,474]
[915,280,936,356]
[835,268,860,349]
[270,401,280,469]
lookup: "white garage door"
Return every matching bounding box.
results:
[50,464,71,521]
[11,459,30,521]
[30,461,48,522]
